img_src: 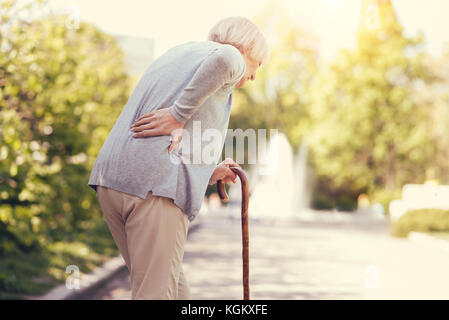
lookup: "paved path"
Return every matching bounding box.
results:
[86,209,449,300]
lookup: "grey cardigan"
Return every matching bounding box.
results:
[88,40,246,221]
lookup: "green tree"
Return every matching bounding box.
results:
[306,0,435,210]
[417,45,449,184]
[0,0,129,254]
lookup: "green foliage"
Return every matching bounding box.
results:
[0,0,129,259]
[419,46,449,183]
[306,1,435,208]
[391,209,449,238]
[311,192,334,211]
[311,179,360,212]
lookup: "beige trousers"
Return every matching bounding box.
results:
[96,186,190,300]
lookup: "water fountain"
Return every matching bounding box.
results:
[224,132,311,221]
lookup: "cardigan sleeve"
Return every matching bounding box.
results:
[168,44,246,124]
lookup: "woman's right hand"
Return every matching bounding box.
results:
[130,108,184,153]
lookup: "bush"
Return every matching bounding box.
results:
[311,192,334,210]
[311,179,359,211]
[0,2,129,255]
[391,209,449,238]
[0,1,129,296]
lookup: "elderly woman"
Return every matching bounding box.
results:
[88,16,269,299]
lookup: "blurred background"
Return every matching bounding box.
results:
[1,0,449,299]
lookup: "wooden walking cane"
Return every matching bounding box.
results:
[217,166,250,300]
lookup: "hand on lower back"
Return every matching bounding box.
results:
[130,108,184,153]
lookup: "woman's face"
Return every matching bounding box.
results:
[235,53,261,88]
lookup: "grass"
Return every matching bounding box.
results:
[0,218,118,300]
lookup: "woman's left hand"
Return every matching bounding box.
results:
[130,108,184,153]
[209,158,242,185]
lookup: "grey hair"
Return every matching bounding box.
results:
[207,16,270,66]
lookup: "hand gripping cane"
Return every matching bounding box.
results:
[217,166,250,300]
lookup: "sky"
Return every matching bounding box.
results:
[48,0,449,60]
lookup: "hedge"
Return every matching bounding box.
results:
[391,209,449,238]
